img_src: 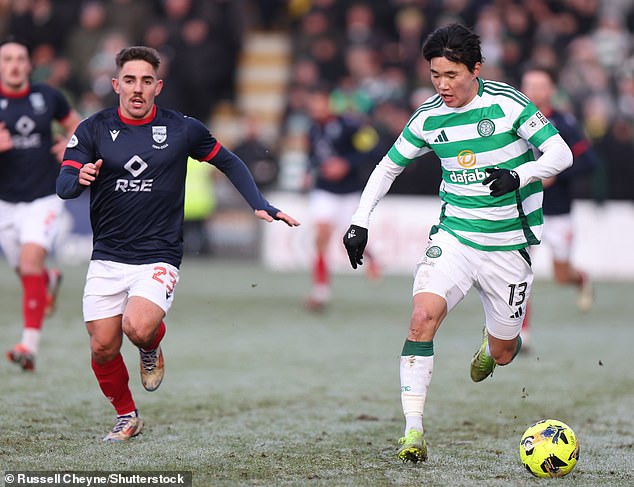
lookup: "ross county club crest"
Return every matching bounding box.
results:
[425,246,442,258]
[152,126,167,144]
[29,93,46,114]
[477,119,495,137]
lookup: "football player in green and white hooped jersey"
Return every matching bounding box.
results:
[343,23,573,464]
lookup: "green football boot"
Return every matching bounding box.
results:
[397,430,428,463]
[470,330,496,382]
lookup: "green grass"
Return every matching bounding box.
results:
[1,259,633,486]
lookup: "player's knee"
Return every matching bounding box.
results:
[122,319,155,347]
[90,340,119,362]
[409,307,439,340]
[123,326,152,347]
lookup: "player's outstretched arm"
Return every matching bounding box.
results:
[211,146,300,227]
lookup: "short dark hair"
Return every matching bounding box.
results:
[115,46,160,74]
[0,35,32,57]
[422,23,482,73]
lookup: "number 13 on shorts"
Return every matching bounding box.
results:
[508,282,527,306]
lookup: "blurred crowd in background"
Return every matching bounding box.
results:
[1,0,633,201]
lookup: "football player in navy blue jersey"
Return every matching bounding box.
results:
[56,46,299,442]
[0,37,81,372]
[303,83,382,312]
[520,66,599,350]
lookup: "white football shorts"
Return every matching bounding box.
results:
[542,214,573,261]
[83,260,180,321]
[309,189,361,229]
[0,195,64,268]
[412,229,533,340]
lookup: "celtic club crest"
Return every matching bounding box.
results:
[477,119,495,137]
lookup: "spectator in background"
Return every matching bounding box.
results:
[343,2,386,48]
[152,0,244,121]
[303,83,381,312]
[519,65,599,350]
[8,0,75,56]
[393,6,427,80]
[64,0,109,94]
[87,31,130,107]
[103,0,156,45]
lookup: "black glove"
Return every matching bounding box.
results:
[482,167,520,197]
[343,224,368,269]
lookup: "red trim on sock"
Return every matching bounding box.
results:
[91,354,136,416]
[148,321,166,350]
[313,252,329,285]
[21,274,47,330]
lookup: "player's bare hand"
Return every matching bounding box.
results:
[0,122,14,152]
[50,134,68,163]
[254,209,300,227]
[275,211,300,227]
[79,159,103,186]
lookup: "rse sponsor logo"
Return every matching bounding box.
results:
[124,155,148,177]
[115,179,154,192]
[11,134,41,149]
[448,167,487,184]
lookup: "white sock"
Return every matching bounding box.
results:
[400,354,434,435]
[21,328,41,354]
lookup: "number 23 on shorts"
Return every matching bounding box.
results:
[152,265,178,298]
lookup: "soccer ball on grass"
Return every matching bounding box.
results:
[519,419,579,478]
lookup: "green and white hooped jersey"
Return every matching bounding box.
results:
[389,78,559,251]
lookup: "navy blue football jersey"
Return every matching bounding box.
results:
[58,106,276,267]
[308,115,379,194]
[0,83,71,202]
[543,110,600,215]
